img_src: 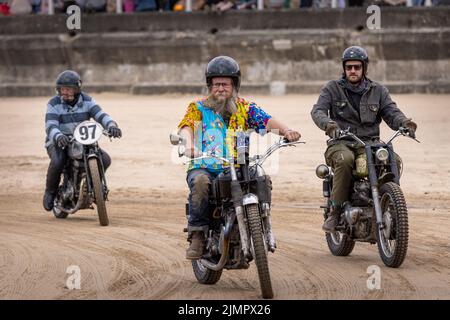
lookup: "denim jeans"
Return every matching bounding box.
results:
[186,169,220,233]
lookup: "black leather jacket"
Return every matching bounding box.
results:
[311,78,408,144]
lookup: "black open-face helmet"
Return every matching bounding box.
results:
[342,46,369,75]
[55,70,82,101]
[205,56,241,91]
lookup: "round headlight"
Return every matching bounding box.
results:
[376,148,389,162]
[316,164,330,179]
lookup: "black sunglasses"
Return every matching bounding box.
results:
[345,64,363,71]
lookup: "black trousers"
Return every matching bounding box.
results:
[45,145,111,194]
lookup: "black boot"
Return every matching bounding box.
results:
[43,191,56,211]
[322,205,342,233]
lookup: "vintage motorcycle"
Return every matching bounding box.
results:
[315,127,419,268]
[52,120,116,226]
[170,132,304,299]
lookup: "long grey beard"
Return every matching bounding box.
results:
[204,90,238,115]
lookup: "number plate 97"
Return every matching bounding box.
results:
[74,121,103,145]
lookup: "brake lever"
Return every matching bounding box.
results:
[399,127,420,143]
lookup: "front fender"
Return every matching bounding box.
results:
[243,193,259,206]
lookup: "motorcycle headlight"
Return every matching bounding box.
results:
[316,164,330,179]
[376,148,389,162]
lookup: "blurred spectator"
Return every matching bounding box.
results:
[0,0,11,15]
[159,0,177,10]
[40,0,65,13]
[63,0,78,11]
[30,0,41,12]
[135,0,158,11]
[10,0,32,14]
[236,0,256,9]
[189,0,235,11]
[124,0,135,11]
[84,0,106,12]
[348,0,364,5]
[312,0,344,7]
[215,0,234,11]
[267,0,284,8]
[300,0,312,7]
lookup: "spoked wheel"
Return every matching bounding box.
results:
[88,158,109,226]
[52,205,68,219]
[192,259,223,285]
[325,229,355,256]
[376,182,409,268]
[246,204,274,299]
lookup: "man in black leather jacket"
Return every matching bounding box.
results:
[311,46,417,232]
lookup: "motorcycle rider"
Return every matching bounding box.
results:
[311,46,417,233]
[43,70,122,211]
[177,56,301,259]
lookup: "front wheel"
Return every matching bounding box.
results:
[376,182,409,268]
[88,158,109,226]
[246,204,273,299]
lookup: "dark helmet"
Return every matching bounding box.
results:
[55,70,82,96]
[342,46,369,75]
[205,56,241,91]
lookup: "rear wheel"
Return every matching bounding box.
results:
[88,158,109,226]
[325,230,355,256]
[376,182,408,268]
[247,204,273,299]
[192,260,223,285]
[52,205,68,219]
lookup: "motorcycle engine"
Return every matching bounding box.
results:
[343,202,363,225]
[353,207,374,240]
[354,219,370,239]
[61,180,75,202]
[352,181,371,206]
[207,229,221,256]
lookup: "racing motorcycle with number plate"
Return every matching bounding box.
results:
[170,132,304,299]
[315,127,419,267]
[52,120,116,226]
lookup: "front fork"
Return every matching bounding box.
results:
[261,202,276,252]
[256,165,276,252]
[366,146,384,229]
[230,162,251,258]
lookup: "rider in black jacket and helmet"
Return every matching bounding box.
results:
[311,46,418,233]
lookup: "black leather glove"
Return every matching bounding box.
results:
[108,126,122,138]
[402,119,417,139]
[56,134,70,149]
[325,121,341,139]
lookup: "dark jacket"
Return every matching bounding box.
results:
[311,78,408,143]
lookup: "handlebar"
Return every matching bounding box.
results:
[182,137,305,166]
[330,127,420,146]
[250,138,305,166]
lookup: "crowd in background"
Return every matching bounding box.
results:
[0,0,448,15]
